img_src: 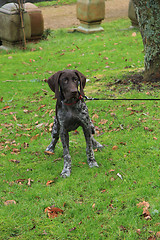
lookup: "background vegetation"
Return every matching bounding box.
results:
[0,18,160,239]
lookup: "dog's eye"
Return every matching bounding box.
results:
[73,78,78,82]
[63,78,68,84]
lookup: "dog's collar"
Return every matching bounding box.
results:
[63,95,83,106]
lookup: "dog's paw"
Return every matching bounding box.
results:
[92,139,103,149]
[88,160,99,168]
[45,144,55,153]
[60,168,71,178]
[93,142,103,149]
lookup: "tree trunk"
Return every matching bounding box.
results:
[132,0,160,81]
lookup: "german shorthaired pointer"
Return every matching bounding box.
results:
[46,70,103,177]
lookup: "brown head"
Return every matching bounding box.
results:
[47,70,86,101]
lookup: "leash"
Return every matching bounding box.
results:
[84,96,160,101]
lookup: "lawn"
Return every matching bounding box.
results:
[35,0,77,7]
[0,18,160,240]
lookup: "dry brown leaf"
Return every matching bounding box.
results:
[23,109,29,113]
[143,207,151,220]
[156,232,160,238]
[37,104,46,111]
[46,180,54,186]
[148,236,156,240]
[110,177,115,181]
[136,229,141,235]
[16,179,26,184]
[44,151,54,155]
[45,206,63,218]
[92,114,99,119]
[4,200,16,205]
[27,178,33,187]
[137,201,150,209]
[98,119,108,125]
[69,227,76,232]
[101,189,106,193]
[9,159,20,164]
[112,145,118,150]
[11,148,20,154]
[92,203,96,209]
[0,105,11,111]
[132,32,137,37]
[153,137,157,140]
[30,134,40,141]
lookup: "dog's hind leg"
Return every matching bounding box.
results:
[45,117,60,153]
[83,127,99,168]
[90,119,103,149]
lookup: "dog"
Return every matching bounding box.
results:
[45,69,103,177]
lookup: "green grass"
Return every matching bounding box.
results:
[35,0,77,7]
[0,19,160,240]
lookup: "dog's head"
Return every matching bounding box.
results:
[47,70,86,101]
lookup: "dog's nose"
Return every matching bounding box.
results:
[71,90,78,94]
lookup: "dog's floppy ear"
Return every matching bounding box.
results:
[47,71,62,99]
[74,70,86,96]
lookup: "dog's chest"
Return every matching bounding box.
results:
[57,101,89,131]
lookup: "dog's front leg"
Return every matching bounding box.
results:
[83,128,99,168]
[45,117,60,153]
[60,129,71,177]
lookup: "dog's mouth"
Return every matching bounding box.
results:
[63,92,81,105]
[64,92,79,101]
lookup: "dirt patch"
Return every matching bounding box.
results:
[40,0,130,30]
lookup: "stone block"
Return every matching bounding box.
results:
[0,3,31,45]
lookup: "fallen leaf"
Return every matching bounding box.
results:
[156,232,160,238]
[37,104,46,111]
[112,145,118,150]
[45,206,63,218]
[16,179,26,184]
[98,119,108,125]
[4,200,16,205]
[92,203,96,208]
[69,227,76,232]
[36,123,44,129]
[46,180,54,186]
[119,225,127,232]
[110,177,115,181]
[101,189,106,193]
[127,107,132,111]
[148,236,156,240]
[132,32,137,37]
[109,169,115,173]
[11,148,20,154]
[44,151,54,155]
[119,142,126,145]
[23,109,29,113]
[30,134,40,141]
[11,115,17,121]
[42,230,47,235]
[9,159,20,164]
[28,178,33,187]
[92,114,99,119]
[0,105,11,111]
[136,229,141,235]
[137,201,150,209]
[137,201,151,220]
